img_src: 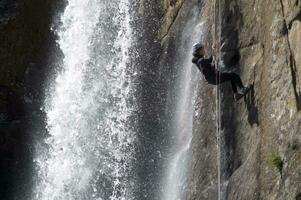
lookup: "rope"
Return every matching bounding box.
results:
[214,0,222,199]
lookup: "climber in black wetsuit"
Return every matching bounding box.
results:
[192,42,249,101]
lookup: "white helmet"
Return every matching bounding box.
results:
[192,42,204,52]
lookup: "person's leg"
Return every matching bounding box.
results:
[218,73,244,93]
[230,73,244,89]
[229,73,252,96]
[217,72,249,100]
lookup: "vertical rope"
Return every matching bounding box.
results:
[214,0,222,199]
[218,0,222,198]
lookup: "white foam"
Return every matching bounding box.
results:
[33,0,137,199]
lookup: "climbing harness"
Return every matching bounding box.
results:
[214,0,222,199]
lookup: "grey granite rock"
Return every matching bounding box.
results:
[186,0,301,199]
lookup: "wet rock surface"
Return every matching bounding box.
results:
[188,0,301,199]
[0,0,22,27]
[0,0,62,199]
[1,0,300,199]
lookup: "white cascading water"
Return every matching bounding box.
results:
[161,18,204,200]
[33,0,137,199]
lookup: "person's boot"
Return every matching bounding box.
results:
[235,85,251,101]
[234,93,244,101]
[239,85,251,95]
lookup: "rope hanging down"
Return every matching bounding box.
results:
[214,0,222,199]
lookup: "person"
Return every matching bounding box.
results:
[192,42,250,101]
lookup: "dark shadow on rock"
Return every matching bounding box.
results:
[279,0,301,111]
[221,49,241,70]
[0,86,30,200]
[0,0,66,199]
[221,85,239,178]
[296,192,301,200]
[217,2,246,197]
[0,85,25,123]
[289,53,301,111]
[244,84,259,126]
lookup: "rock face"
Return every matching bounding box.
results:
[187,0,301,199]
[1,0,300,199]
[0,0,61,199]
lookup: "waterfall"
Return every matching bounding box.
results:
[30,0,205,199]
[161,16,204,200]
[33,0,137,199]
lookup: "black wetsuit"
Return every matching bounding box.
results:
[192,56,244,93]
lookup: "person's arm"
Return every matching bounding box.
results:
[196,57,204,70]
[204,55,216,70]
[206,55,213,63]
[204,56,217,71]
